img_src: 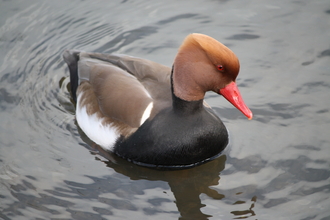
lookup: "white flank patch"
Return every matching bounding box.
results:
[140,102,153,125]
[143,89,152,99]
[76,94,119,151]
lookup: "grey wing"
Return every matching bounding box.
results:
[72,51,173,128]
[79,52,172,102]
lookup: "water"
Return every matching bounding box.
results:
[0,0,329,219]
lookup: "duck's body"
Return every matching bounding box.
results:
[63,33,252,168]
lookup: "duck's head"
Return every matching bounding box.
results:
[173,33,253,119]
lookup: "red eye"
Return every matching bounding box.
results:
[217,65,224,71]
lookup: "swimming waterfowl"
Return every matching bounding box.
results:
[63,33,252,169]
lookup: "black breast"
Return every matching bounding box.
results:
[114,96,228,168]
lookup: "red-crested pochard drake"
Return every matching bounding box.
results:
[63,33,252,169]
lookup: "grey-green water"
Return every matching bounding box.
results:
[0,1,329,219]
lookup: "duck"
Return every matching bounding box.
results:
[63,33,252,169]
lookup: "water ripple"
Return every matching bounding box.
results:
[1,0,330,219]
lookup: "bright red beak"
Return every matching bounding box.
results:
[219,81,253,120]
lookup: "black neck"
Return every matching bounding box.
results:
[170,67,204,115]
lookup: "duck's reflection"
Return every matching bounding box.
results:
[94,144,226,220]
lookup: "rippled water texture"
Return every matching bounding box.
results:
[1,0,330,219]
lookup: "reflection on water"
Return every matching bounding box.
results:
[1,0,330,219]
[2,149,261,219]
[104,152,227,220]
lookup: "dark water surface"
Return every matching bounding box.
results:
[1,0,330,219]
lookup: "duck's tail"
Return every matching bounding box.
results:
[63,50,80,103]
